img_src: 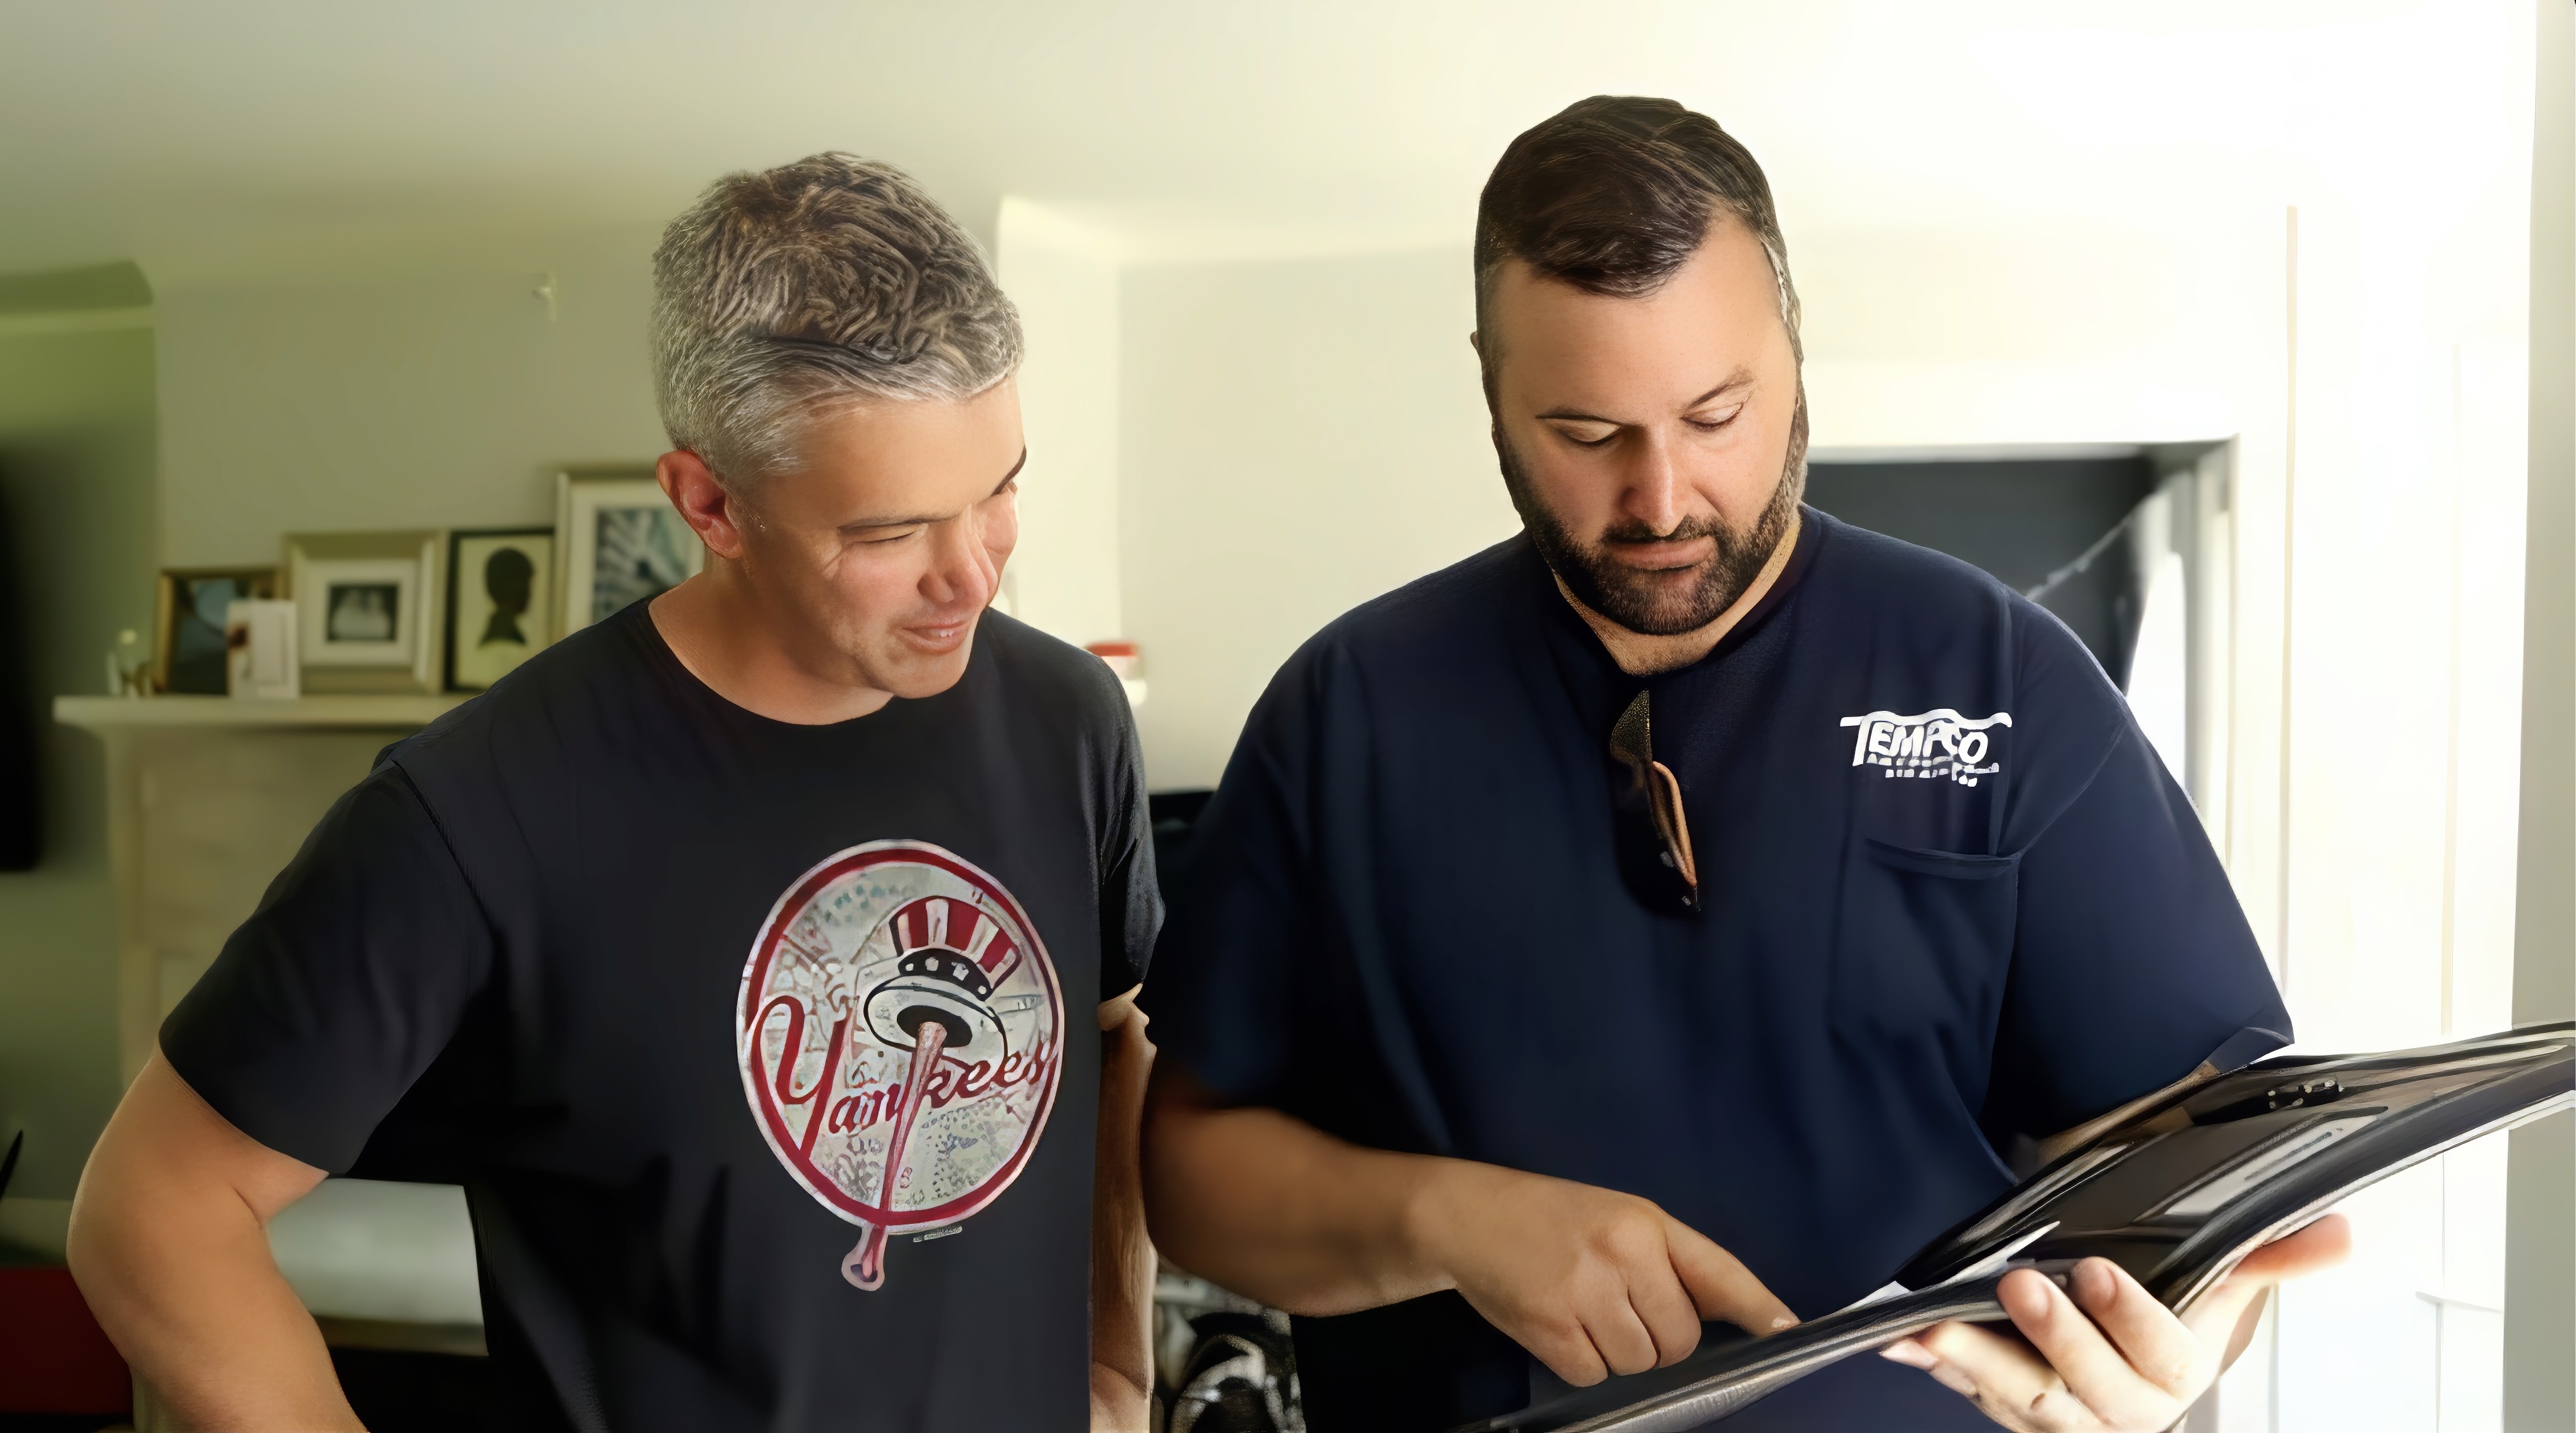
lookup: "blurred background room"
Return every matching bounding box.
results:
[0,3,2567,1430]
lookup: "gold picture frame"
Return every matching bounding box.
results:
[154,567,279,694]
[283,529,446,695]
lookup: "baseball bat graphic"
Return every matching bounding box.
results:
[844,1015,948,1291]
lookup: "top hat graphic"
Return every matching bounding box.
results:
[862,895,1014,1068]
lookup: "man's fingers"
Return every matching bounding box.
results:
[1894,1231,2344,1428]
[1585,1295,1664,1379]
[1625,1272,1706,1367]
[2180,1213,2354,1351]
[2055,1260,2212,1400]
[1522,1317,1611,1388]
[2229,1214,2353,1284]
[1662,1216,1797,1334]
[1986,1266,2185,1428]
[1911,1319,2074,1428]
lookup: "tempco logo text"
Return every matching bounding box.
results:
[1839,709,2012,787]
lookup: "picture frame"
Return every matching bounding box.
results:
[154,566,279,694]
[283,529,446,694]
[556,468,704,637]
[445,527,557,692]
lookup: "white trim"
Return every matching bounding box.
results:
[1806,443,2147,465]
[0,306,152,338]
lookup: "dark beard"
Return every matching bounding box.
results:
[1497,387,1809,637]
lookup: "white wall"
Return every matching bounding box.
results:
[1117,246,1521,789]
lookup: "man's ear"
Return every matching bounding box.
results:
[1468,330,1483,357]
[657,450,749,561]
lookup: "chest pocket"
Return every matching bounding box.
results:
[1832,838,2021,1046]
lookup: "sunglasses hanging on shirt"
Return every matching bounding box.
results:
[1607,690,1699,915]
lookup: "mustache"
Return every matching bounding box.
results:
[1598,514,1729,548]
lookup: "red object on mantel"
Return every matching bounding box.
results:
[0,1266,131,1414]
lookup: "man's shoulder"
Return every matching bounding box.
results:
[1807,511,2021,615]
[971,608,1127,723]
[387,605,652,762]
[1298,536,1538,668]
[1806,511,2102,673]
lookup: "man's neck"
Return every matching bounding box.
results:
[649,565,896,725]
[1555,507,1802,678]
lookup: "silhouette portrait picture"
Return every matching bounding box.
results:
[480,546,534,647]
[447,529,556,691]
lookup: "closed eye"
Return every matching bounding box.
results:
[1547,421,1621,448]
[1686,406,1745,433]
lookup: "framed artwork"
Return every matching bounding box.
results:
[556,469,704,637]
[154,567,278,694]
[283,530,446,694]
[446,527,556,691]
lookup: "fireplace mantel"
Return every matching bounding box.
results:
[56,693,467,1079]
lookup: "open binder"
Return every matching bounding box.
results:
[1459,1023,2575,1433]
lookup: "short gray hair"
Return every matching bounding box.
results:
[651,153,1022,486]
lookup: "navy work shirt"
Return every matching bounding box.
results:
[1145,510,2290,1431]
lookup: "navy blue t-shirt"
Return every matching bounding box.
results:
[1145,509,2290,1431]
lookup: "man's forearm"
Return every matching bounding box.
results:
[1090,999,1156,1432]
[73,1201,351,1431]
[68,1054,355,1430]
[1141,1071,1459,1317]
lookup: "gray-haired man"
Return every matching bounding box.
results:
[69,154,1160,1432]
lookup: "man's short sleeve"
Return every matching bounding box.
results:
[1140,651,1322,1107]
[1988,716,2292,1138]
[160,762,495,1173]
[1100,704,1162,1002]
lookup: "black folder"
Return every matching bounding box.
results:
[1459,1023,2575,1433]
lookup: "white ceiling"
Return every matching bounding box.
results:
[0,0,2529,288]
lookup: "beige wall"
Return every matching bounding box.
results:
[1117,246,1521,790]
[996,199,1125,649]
[155,228,667,568]
[0,272,158,1212]
[2504,4,2572,1428]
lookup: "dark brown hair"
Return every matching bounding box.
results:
[1474,95,1800,361]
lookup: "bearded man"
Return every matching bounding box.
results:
[1140,97,2342,1432]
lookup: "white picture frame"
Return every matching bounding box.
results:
[226,599,301,700]
[284,530,445,694]
[555,469,705,637]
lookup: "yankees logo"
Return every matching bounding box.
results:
[737,840,1063,1291]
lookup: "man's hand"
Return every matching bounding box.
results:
[1410,1162,1797,1387]
[1144,1072,1796,1388]
[1880,1214,2352,1430]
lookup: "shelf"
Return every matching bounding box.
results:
[54,693,468,732]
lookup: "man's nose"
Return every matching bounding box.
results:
[919,518,995,610]
[1621,430,1686,537]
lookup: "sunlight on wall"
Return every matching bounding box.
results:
[2129,547,2190,787]
[995,198,1124,648]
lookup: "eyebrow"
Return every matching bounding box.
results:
[838,448,1028,533]
[1534,370,1755,426]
